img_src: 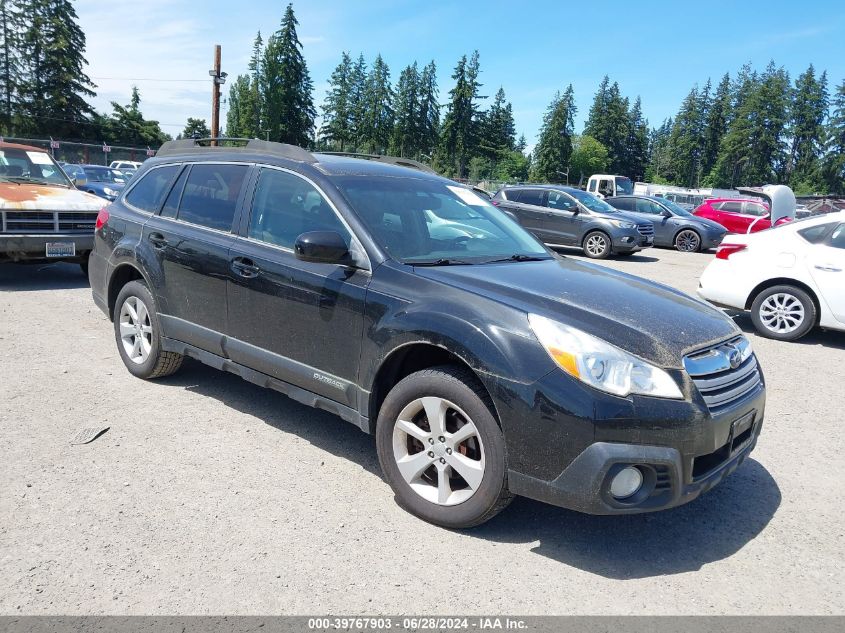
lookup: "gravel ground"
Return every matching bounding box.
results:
[1,249,843,615]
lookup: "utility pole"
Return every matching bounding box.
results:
[209,45,227,146]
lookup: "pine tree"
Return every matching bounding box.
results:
[417,60,439,158]
[625,96,649,181]
[701,73,731,178]
[821,78,845,193]
[584,77,629,174]
[788,65,828,189]
[645,118,673,183]
[245,31,263,138]
[261,3,315,146]
[667,86,706,186]
[106,86,169,146]
[479,86,516,160]
[389,62,419,157]
[532,85,576,182]
[359,54,393,154]
[515,134,527,152]
[225,75,250,137]
[0,0,22,133]
[321,51,355,150]
[180,117,211,140]
[440,51,483,177]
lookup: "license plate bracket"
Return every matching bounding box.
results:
[45,242,75,258]
[730,411,755,451]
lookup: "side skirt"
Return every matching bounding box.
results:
[160,336,371,434]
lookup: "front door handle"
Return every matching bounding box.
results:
[148,232,168,248]
[231,256,260,278]
[814,264,842,272]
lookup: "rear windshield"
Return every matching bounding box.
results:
[0,147,71,187]
[333,176,548,264]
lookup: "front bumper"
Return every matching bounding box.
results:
[612,228,653,252]
[0,233,94,262]
[500,365,765,515]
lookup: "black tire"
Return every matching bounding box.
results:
[616,251,635,257]
[674,228,702,252]
[79,260,89,278]
[750,284,816,341]
[582,231,612,259]
[375,365,513,528]
[113,280,184,379]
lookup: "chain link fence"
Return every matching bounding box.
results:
[0,136,157,166]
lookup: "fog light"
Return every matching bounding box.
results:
[610,466,643,499]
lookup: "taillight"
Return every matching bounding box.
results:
[95,207,110,230]
[716,243,747,260]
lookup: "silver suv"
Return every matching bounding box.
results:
[492,185,654,259]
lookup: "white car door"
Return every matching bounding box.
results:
[807,223,845,323]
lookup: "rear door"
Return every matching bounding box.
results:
[225,166,369,406]
[505,188,550,240]
[141,161,251,354]
[808,223,845,323]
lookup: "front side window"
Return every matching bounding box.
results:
[588,179,597,193]
[124,164,180,213]
[635,199,661,215]
[829,224,845,250]
[566,188,618,214]
[248,168,350,249]
[334,176,548,264]
[744,202,768,217]
[546,191,576,211]
[177,163,249,231]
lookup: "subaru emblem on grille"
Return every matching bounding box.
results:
[727,346,742,369]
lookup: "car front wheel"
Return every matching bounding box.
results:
[375,366,512,528]
[750,285,816,341]
[674,229,702,252]
[113,280,184,378]
[583,231,611,259]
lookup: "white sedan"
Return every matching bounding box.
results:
[698,211,845,341]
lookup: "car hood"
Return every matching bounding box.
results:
[0,182,104,210]
[591,209,645,224]
[415,257,739,369]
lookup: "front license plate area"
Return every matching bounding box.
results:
[45,242,75,258]
[730,412,755,452]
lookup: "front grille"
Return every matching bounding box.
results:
[1,210,97,234]
[684,337,763,414]
[637,223,655,236]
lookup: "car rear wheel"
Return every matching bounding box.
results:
[375,366,512,528]
[750,285,816,341]
[113,280,184,378]
[674,229,702,252]
[583,231,611,259]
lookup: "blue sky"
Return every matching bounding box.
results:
[76,0,845,147]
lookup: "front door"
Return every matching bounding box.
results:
[226,166,369,407]
[141,162,251,355]
[542,190,581,245]
[808,223,845,323]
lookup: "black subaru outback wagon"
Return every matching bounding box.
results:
[89,139,765,528]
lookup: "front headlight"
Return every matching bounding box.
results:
[103,187,118,197]
[528,314,684,399]
[611,219,637,229]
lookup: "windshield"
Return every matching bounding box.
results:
[615,176,633,195]
[0,148,72,186]
[82,167,127,183]
[660,198,693,217]
[334,176,550,264]
[567,188,619,214]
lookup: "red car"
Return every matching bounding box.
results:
[693,198,791,234]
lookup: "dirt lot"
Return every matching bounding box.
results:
[1,249,843,615]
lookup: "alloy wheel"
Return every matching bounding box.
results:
[118,296,153,364]
[585,234,608,257]
[759,293,805,334]
[675,230,700,252]
[391,396,485,506]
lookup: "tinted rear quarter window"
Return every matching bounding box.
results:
[177,163,249,232]
[160,166,188,219]
[718,202,743,213]
[124,165,180,213]
[610,198,634,211]
[518,189,545,206]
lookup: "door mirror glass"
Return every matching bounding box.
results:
[661,208,672,218]
[294,231,352,265]
[73,176,87,188]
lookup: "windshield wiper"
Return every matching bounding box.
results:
[4,176,69,188]
[410,258,475,266]
[483,254,549,263]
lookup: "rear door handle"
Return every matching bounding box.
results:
[231,256,260,278]
[814,264,841,272]
[148,232,168,248]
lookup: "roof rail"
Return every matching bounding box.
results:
[156,137,316,163]
[318,151,438,175]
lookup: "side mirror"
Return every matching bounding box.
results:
[568,204,579,214]
[294,231,351,265]
[73,177,87,187]
[661,209,672,218]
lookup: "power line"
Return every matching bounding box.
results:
[91,77,207,83]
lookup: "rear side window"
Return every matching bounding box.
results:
[177,163,249,232]
[797,223,834,244]
[610,198,634,211]
[744,202,768,217]
[717,202,743,213]
[124,165,180,212]
[518,189,546,206]
[247,168,349,249]
[159,167,188,219]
